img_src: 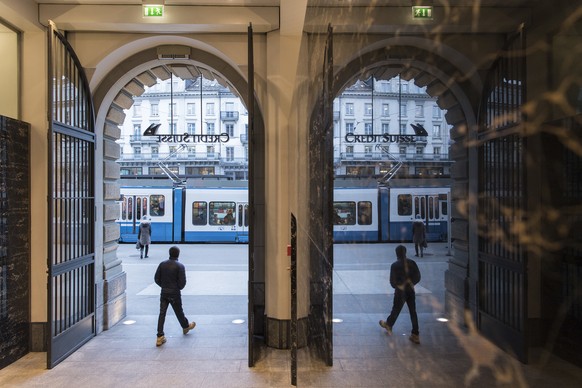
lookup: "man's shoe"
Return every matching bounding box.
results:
[183,322,196,334]
[379,320,392,335]
[156,336,166,347]
[409,334,420,344]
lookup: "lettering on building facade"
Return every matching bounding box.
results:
[145,132,231,143]
[344,133,426,143]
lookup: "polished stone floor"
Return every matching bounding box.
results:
[1,243,581,387]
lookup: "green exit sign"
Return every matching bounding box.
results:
[143,5,164,17]
[412,6,433,19]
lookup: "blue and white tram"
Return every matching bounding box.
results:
[332,186,450,243]
[183,188,249,243]
[117,184,448,244]
[386,187,450,242]
[117,186,249,243]
[333,188,379,242]
[118,187,174,242]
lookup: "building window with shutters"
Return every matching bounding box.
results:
[206,102,215,115]
[365,103,372,115]
[382,104,389,116]
[346,103,354,115]
[187,103,196,115]
[226,147,234,161]
[364,123,373,135]
[226,124,234,137]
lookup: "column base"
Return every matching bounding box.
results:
[265,317,308,349]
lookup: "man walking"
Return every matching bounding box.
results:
[379,245,422,344]
[154,246,196,346]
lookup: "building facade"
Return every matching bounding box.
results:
[118,77,249,180]
[333,77,451,180]
[118,76,451,181]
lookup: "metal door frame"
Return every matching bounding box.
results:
[476,26,528,362]
[247,23,257,367]
[47,20,96,369]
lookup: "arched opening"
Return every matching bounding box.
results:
[90,43,266,356]
[305,37,482,370]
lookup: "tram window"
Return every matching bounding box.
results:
[210,201,236,225]
[192,201,207,225]
[397,195,412,216]
[434,197,440,218]
[244,204,249,227]
[333,202,356,225]
[142,197,148,218]
[150,195,165,216]
[358,201,372,225]
[441,201,448,216]
[238,204,243,227]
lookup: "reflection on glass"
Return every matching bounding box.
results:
[209,201,235,225]
[150,195,165,216]
[333,202,356,225]
[192,201,207,225]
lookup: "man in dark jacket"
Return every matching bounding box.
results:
[379,245,422,344]
[154,246,196,346]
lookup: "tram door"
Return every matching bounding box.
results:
[237,203,249,241]
[412,194,441,239]
[120,194,149,235]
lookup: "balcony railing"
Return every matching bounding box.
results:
[119,152,248,164]
[129,134,159,144]
[338,151,448,162]
[398,136,428,145]
[220,111,239,121]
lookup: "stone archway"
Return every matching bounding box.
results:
[321,39,484,325]
[90,44,265,333]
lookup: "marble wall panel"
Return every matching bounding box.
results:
[0,116,30,370]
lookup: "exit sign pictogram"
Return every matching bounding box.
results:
[412,6,433,19]
[143,5,164,17]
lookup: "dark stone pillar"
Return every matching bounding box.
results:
[0,116,30,369]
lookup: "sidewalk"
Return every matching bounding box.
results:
[1,243,581,387]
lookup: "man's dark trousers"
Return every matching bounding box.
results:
[386,287,419,335]
[157,291,189,337]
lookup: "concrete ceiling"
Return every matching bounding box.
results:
[33,0,537,5]
[31,0,537,34]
